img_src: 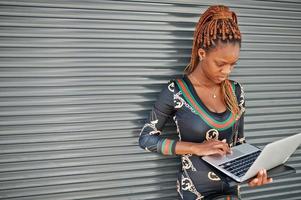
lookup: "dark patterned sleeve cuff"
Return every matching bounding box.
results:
[236,137,246,145]
[157,138,177,155]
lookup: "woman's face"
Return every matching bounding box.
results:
[199,42,240,84]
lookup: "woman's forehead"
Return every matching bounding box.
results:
[208,43,240,61]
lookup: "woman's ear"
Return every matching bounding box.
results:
[198,48,206,60]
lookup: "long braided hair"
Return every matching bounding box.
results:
[184,5,242,116]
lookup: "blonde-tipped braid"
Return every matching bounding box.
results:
[221,80,240,116]
[185,5,241,116]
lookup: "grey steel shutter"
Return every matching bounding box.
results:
[0,1,300,199]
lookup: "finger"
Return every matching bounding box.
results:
[248,178,258,187]
[221,141,231,153]
[261,169,268,185]
[214,143,230,154]
[221,143,231,154]
[213,149,226,156]
[268,177,273,183]
[256,170,264,186]
[257,169,265,185]
[226,145,232,154]
[220,140,231,153]
[216,149,226,156]
[210,139,231,154]
[212,144,226,155]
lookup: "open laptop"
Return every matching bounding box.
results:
[202,133,301,182]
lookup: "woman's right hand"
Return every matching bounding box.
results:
[191,139,232,156]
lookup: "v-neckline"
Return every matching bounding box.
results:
[183,75,229,117]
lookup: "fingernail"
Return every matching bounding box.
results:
[254,178,258,183]
[260,170,263,175]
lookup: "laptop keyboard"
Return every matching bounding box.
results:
[219,151,261,177]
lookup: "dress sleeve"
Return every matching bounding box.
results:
[235,82,246,145]
[138,80,178,155]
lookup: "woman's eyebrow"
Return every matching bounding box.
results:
[216,59,239,64]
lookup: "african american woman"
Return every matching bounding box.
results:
[139,5,272,200]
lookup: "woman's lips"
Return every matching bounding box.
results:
[217,76,227,82]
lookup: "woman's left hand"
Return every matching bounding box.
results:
[248,169,273,187]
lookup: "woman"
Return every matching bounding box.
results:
[139,5,272,200]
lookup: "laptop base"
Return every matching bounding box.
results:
[219,164,296,187]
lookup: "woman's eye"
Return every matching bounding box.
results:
[216,62,237,68]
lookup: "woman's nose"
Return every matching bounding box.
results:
[221,65,232,75]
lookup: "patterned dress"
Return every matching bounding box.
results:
[139,75,246,199]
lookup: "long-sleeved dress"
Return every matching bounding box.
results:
[139,75,246,199]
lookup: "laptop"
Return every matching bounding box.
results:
[202,133,301,182]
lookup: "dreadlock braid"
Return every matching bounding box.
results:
[184,5,242,116]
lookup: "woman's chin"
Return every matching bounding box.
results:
[215,77,226,84]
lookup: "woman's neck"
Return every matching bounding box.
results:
[188,67,219,89]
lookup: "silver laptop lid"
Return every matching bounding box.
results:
[243,132,301,180]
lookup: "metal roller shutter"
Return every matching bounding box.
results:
[0,0,300,199]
